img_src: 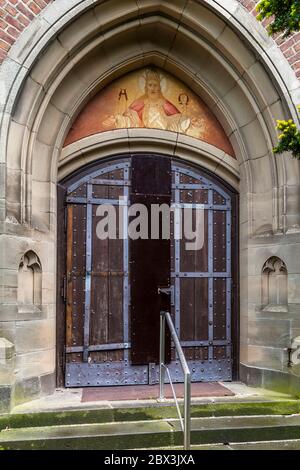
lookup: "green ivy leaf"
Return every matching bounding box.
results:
[256,0,300,37]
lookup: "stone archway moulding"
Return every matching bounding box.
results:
[2,1,300,405]
[1,0,299,120]
[1,0,300,236]
[58,129,240,188]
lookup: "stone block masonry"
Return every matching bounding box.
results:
[0,1,299,79]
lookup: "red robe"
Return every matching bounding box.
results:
[129,98,180,126]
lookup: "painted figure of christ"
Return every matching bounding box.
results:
[103,69,191,133]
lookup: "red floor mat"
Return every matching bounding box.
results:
[81,382,234,402]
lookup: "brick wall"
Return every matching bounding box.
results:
[239,0,300,79]
[0,0,52,62]
[0,0,299,79]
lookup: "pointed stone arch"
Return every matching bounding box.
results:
[262,256,288,312]
[0,1,298,235]
[1,0,300,405]
[18,251,42,312]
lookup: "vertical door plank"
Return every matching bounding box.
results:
[130,155,171,365]
[213,278,227,341]
[91,197,109,363]
[66,205,73,348]
[56,183,66,386]
[194,277,209,341]
[213,210,227,273]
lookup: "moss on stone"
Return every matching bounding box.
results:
[0,421,174,450]
[2,421,300,450]
[191,401,300,417]
[0,399,299,432]
[113,405,179,422]
[0,408,115,431]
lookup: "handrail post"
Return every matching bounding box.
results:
[184,372,191,450]
[158,310,191,449]
[159,311,166,401]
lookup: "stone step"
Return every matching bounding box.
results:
[1,399,300,431]
[140,439,300,450]
[1,414,300,450]
[218,439,300,450]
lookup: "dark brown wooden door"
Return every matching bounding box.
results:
[130,155,171,365]
[59,155,237,387]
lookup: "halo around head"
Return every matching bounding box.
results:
[138,68,167,94]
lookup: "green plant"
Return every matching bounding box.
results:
[256,0,300,37]
[274,111,300,159]
[255,2,300,158]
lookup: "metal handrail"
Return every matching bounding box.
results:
[159,310,191,450]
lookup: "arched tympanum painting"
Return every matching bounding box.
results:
[57,155,238,387]
[64,67,235,158]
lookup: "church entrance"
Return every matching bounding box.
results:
[57,154,238,387]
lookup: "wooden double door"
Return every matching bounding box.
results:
[57,154,238,387]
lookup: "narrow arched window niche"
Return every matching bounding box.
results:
[17,251,42,313]
[262,257,288,313]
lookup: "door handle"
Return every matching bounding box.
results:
[158,286,175,306]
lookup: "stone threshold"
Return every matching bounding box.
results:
[10,382,291,415]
